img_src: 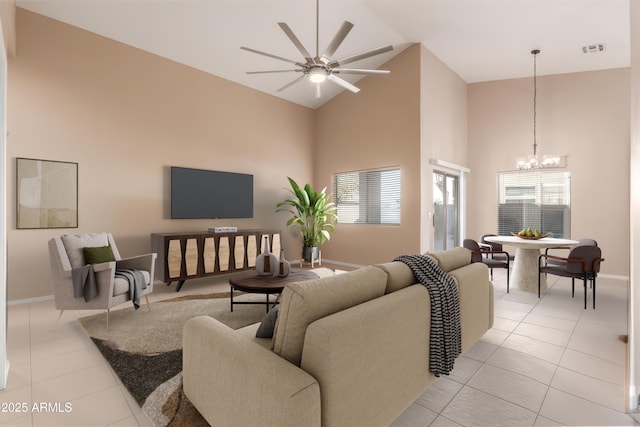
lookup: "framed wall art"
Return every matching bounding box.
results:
[16,157,78,229]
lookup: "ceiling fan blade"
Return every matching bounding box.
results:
[327,74,360,93]
[246,69,303,75]
[277,75,307,92]
[332,68,391,76]
[320,21,354,63]
[328,45,394,68]
[240,46,304,67]
[278,22,313,63]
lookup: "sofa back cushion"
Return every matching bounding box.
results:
[375,261,416,294]
[375,247,472,294]
[428,247,471,272]
[273,266,387,366]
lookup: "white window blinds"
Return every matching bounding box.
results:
[497,170,571,237]
[332,167,401,225]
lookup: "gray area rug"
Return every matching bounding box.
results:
[78,291,269,426]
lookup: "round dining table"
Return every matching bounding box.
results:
[483,235,579,293]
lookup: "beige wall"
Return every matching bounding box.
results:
[8,9,315,301]
[419,45,468,253]
[314,44,421,266]
[8,8,633,301]
[629,0,640,411]
[468,68,630,276]
[314,44,468,265]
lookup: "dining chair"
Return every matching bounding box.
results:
[480,233,514,262]
[463,238,510,293]
[537,245,603,309]
[544,238,598,268]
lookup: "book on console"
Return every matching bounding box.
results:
[208,227,238,233]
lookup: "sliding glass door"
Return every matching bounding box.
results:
[433,172,459,252]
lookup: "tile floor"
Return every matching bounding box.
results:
[391,270,637,427]
[0,267,637,426]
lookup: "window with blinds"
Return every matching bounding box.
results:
[497,170,571,237]
[332,167,401,225]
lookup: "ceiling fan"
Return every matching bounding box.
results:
[241,0,394,98]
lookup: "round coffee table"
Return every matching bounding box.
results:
[229,268,319,313]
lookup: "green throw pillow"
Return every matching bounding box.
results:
[83,245,115,265]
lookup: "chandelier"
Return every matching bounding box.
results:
[516,49,566,170]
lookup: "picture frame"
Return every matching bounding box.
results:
[16,157,78,229]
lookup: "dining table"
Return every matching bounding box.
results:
[483,235,580,293]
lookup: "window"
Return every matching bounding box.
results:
[497,170,571,237]
[332,167,401,225]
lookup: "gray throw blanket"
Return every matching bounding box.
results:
[72,264,99,302]
[115,269,147,310]
[394,254,462,377]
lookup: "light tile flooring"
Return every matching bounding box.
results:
[0,268,637,426]
[392,270,637,427]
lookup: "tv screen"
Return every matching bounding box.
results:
[171,167,253,219]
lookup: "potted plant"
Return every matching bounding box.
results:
[276,177,338,262]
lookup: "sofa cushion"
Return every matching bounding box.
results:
[113,270,150,296]
[61,233,110,269]
[427,247,471,272]
[273,266,387,366]
[374,261,416,294]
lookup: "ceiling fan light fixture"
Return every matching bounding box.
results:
[242,0,393,98]
[309,69,326,83]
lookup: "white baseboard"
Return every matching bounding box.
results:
[8,295,53,306]
[320,259,365,269]
[598,273,629,282]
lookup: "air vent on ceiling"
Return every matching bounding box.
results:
[582,43,606,54]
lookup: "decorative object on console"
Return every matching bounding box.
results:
[256,235,278,276]
[276,177,337,263]
[277,249,290,277]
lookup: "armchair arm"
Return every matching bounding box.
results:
[183,316,320,427]
[115,253,156,272]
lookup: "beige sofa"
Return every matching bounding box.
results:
[183,247,494,427]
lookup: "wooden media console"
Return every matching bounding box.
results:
[151,229,281,291]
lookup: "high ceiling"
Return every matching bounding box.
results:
[16,0,631,109]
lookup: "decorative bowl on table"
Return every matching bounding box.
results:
[511,231,549,240]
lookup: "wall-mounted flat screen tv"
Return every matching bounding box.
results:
[171,166,253,219]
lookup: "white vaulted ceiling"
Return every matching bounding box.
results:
[16,0,631,109]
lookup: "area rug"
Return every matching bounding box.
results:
[78,291,269,426]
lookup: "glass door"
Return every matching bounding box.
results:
[433,172,459,252]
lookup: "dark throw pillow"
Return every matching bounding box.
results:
[256,304,279,338]
[83,245,115,265]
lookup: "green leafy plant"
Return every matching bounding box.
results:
[276,177,338,248]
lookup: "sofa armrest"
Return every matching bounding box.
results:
[448,262,494,350]
[183,316,321,427]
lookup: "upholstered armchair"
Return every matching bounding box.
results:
[48,232,156,329]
